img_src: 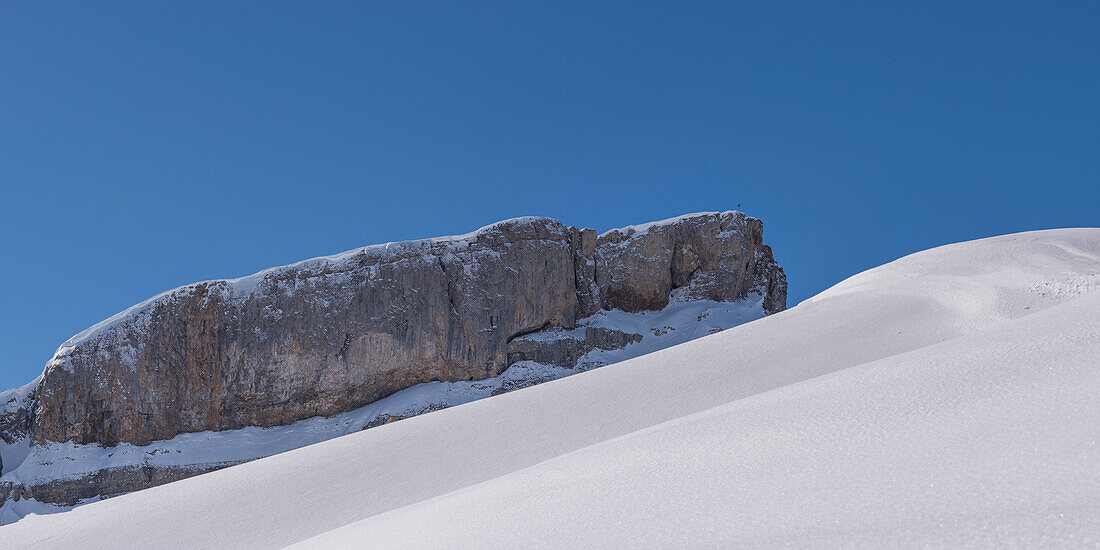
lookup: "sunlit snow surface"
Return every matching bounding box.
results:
[0,296,764,522]
[3,229,1100,549]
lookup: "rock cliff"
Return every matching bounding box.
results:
[15,211,784,448]
[0,211,785,519]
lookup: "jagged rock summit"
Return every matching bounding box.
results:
[0,211,784,517]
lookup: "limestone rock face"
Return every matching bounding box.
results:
[23,212,786,448]
[595,212,782,313]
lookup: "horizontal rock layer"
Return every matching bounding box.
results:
[1,462,242,508]
[6,211,785,449]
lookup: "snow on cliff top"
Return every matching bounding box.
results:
[53,216,552,352]
[10,228,1096,549]
[48,212,734,355]
[597,210,742,237]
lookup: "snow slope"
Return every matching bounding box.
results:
[2,229,1098,548]
[0,297,764,523]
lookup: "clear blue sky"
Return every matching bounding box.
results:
[2,2,1097,389]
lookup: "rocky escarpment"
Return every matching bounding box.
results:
[2,212,783,482]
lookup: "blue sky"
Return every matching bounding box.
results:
[2,2,1097,388]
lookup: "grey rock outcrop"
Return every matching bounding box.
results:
[595,214,784,312]
[9,211,786,451]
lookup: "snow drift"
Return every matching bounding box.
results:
[1,228,1098,548]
